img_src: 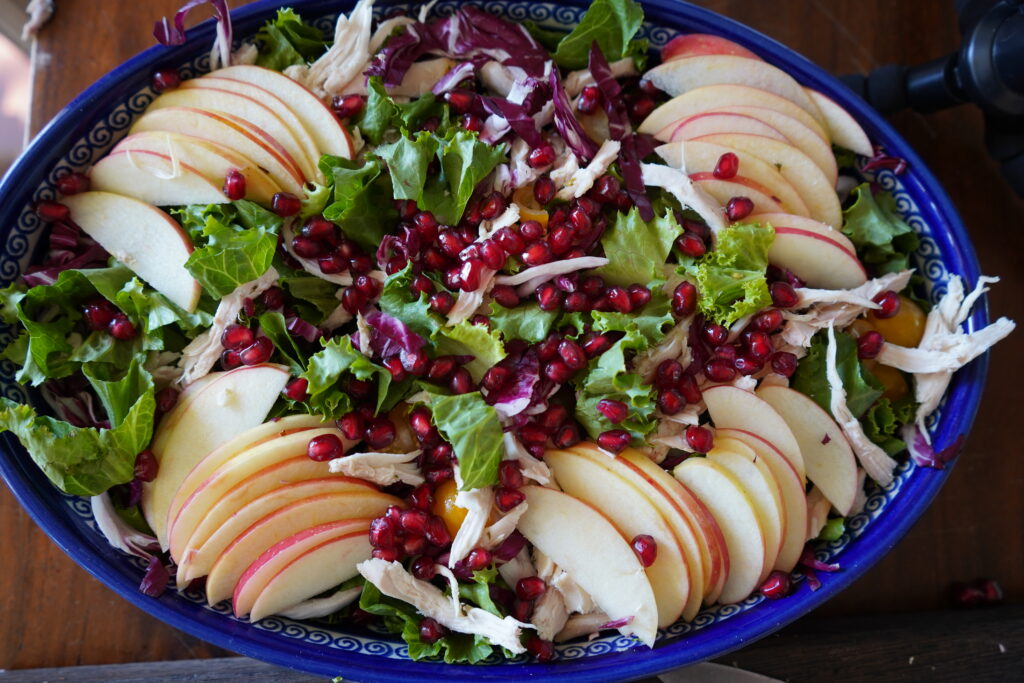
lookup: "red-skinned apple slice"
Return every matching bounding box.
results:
[805,88,873,156]
[769,227,868,289]
[545,449,691,627]
[234,518,372,619]
[756,385,858,516]
[90,150,229,205]
[755,212,856,251]
[690,174,787,215]
[518,486,659,646]
[673,458,767,605]
[61,192,201,312]
[661,33,760,61]
[205,65,354,159]
[205,490,398,605]
[715,429,807,572]
[670,112,789,144]
[692,132,842,226]
[702,385,806,480]
[644,55,827,129]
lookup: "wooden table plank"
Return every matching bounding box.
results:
[6,0,1023,672]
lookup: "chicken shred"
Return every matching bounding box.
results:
[502,432,551,485]
[555,140,621,201]
[448,464,495,566]
[288,0,375,99]
[446,268,497,325]
[327,449,424,486]
[642,156,727,236]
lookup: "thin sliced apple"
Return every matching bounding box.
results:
[805,88,873,156]
[546,449,691,627]
[662,33,760,61]
[206,490,398,605]
[703,385,805,480]
[670,112,789,143]
[61,192,201,312]
[674,458,767,605]
[206,65,354,159]
[770,227,868,289]
[141,363,290,548]
[130,107,306,195]
[644,56,826,129]
[234,519,372,619]
[715,429,807,572]
[519,486,658,646]
[112,132,282,205]
[90,150,229,206]
[693,133,842,226]
[690,173,787,215]
[755,212,855,251]
[756,385,858,516]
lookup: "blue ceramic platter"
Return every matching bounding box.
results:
[0,1,989,681]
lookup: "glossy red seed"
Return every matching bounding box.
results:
[631,534,658,567]
[399,509,430,536]
[371,547,400,562]
[770,281,799,308]
[747,331,774,359]
[715,344,738,364]
[155,387,179,414]
[734,355,764,376]
[349,253,373,274]
[341,287,366,315]
[553,422,582,449]
[528,144,556,169]
[872,291,901,318]
[151,69,181,92]
[519,220,544,241]
[713,152,740,179]
[466,547,492,571]
[577,85,601,114]
[482,366,512,393]
[591,174,621,203]
[481,192,507,220]
[365,418,397,449]
[409,484,434,511]
[522,242,553,266]
[770,351,798,377]
[354,274,382,299]
[349,378,374,399]
[491,284,520,309]
[133,450,159,483]
[657,388,684,415]
[516,576,547,601]
[282,377,309,402]
[562,291,589,312]
[537,333,561,362]
[220,349,242,370]
[108,316,137,341]
[336,412,364,441]
[271,192,301,217]
[544,358,572,383]
[685,425,714,453]
[369,517,396,549]
[81,299,115,330]
[701,322,729,347]
[461,113,484,132]
[628,284,652,309]
[548,225,574,255]
[857,330,885,359]
[630,96,655,120]
[498,461,524,489]
[606,286,632,313]
[317,253,348,274]
[597,429,631,454]
[704,357,736,383]
[558,339,587,370]
[407,406,433,442]
[533,176,556,205]
[445,89,475,114]
[495,226,526,254]
[596,399,629,424]
[480,240,506,270]
[429,291,455,315]
[449,367,474,394]
[292,235,325,259]
[582,333,612,357]
[495,487,526,511]
[760,570,791,599]
[424,517,452,547]
[459,258,484,292]
[332,93,366,119]
[568,206,592,235]
[679,374,702,404]
[219,169,246,201]
[673,281,698,317]
[383,357,407,381]
[56,172,90,196]
[527,635,555,662]
[725,196,755,221]
[261,287,285,310]
[437,229,466,257]
[655,359,684,390]
[412,211,439,240]
[238,337,273,365]
[427,356,457,381]
[395,199,418,220]
[675,233,707,258]
[307,433,344,462]
[536,282,563,311]
[751,309,784,333]
[36,200,70,222]
[411,556,437,580]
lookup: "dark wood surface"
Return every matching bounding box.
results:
[6,0,1023,674]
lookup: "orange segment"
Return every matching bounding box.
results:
[513,186,549,229]
[432,478,468,537]
[869,295,926,348]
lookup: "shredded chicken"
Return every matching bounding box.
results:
[22,0,54,40]
[535,548,597,615]
[287,0,375,99]
[502,432,551,485]
[564,58,639,97]
[646,417,689,461]
[482,502,527,549]
[826,324,897,485]
[177,267,279,386]
[358,559,528,653]
[555,611,612,642]
[144,350,183,389]
[876,276,1015,434]
[555,140,621,200]
[446,268,497,325]
[532,589,570,641]
[549,150,580,190]
[278,585,362,620]
[448,465,495,566]
[355,311,372,353]
[328,449,425,486]
[91,493,159,559]
[642,159,727,236]
[494,256,609,296]
[497,548,535,588]
[479,62,515,97]
[232,43,259,66]
[477,204,520,242]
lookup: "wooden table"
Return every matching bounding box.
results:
[4,0,1023,676]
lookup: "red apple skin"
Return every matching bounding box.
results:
[689,171,784,205]
[661,34,761,62]
[773,226,860,262]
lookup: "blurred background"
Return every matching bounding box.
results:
[0,1,29,175]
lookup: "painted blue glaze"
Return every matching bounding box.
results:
[0,1,989,681]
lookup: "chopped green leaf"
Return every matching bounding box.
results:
[359,77,404,146]
[433,321,506,382]
[254,8,329,71]
[257,311,306,374]
[841,184,920,275]
[319,155,399,251]
[182,203,278,298]
[488,301,558,343]
[429,392,503,490]
[791,329,883,419]
[591,290,673,346]
[682,222,774,327]
[378,265,443,339]
[553,0,646,70]
[863,395,916,455]
[596,207,683,288]
[300,336,392,418]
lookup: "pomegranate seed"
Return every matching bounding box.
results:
[459,258,484,292]
[520,220,544,242]
[349,379,373,399]
[425,516,452,546]
[597,399,629,424]
[481,192,507,220]
[426,290,453,315]
[591,174,621,203]
[316,253,346,275]
[725,196,755,221]
[394,199,417,219]
[536,282,563,312]
[704,357,736,383]
[282,377,309,402]
[372,548,400,562]
[653,360,682,390]
[516,576,547,601]
[495,487,526,511]
[499,461,524,489]
[482,365,512,392]
[56,172,90,196]
[409,484,433,511]
[466,547,492,571]
[445,89,475,114]
[336,412,364,441]
[407,406,433,442]
[747,331,774,359]
[411,556,437,581]
[628,284,652,309]
[979,578,1004,603]
[553,422,582,448]
[672,281,698,317]
[271,192,301,217]
[657,389,684,415]
[382,357,406,381]
[568,206,591,234]
[526,635,555,662]
[715,344,737,364]
[543,359,572,383]
[533,175,556,205]
[751,309,784,333]
[558,339,587,370]
[770,351,798,377]
[155,387,179,414]
[686,425,714,453]
[713,152,740,179]
[734,355,764,376]
[365,418,397,449]
[597,429,631,454]
[548,225,574,255]
[760,570,791,599]
[292,235,325,259]
[81,299,115,330]
[606,286,632,313]
[579,196,601,216]
[519,425,547,447]
[564,292,590,312]
[539,405,569,430]
[354,274,382,299]
[217,169,247,201]
[437,229,466,258]
[630,96,655,120]
[872,291,901,318]
[857,330,885,359]
[510,598,532,622]
[479,240,506,270]
[537,334,561,361]
[307,433,343,461]
[36,200,70,222]
[411,212,438,241]
[341,287,366,315]
[582,333,612,357]
[349,254,373,274]
[399,509,430,536]
[427,356,457,381]
[369,517,396,549]
[631,534,658,567]
[679,374,702,404]
[770,281,799,308]
[332,93,366,119]
[260,287,285,310]
[676,233,707,258]
[220,349,242,370]
[449,367,474,394]
[133,450,159,482]
[461,113,484,132]
[151,69,180,92]
[951,582,986,608]
[577,85,601,114]
[701,322,729,347]
[522,242,553,266]
[528,144,556,169]
[490,284,519,309]
[108,316,137,341]
[495,226,526,254]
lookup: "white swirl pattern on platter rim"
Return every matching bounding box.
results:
[0,2,948,662]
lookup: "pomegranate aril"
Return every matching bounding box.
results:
[261,286,285,310]
[411,556,437,581]
[558,339,587,370]
[522,242,553,266]
[525,442,546,458]
[597,429,631,454]
[872,291,901,318]
[685,425,714,453]
[526,635,555,662]
[364,418,396,449]
[220,349,242,370]
[548,225,574,255]
[752,309,784,333]
[527,144,556,169]
[704,357,736,383]
[369,517,396,549]
[395,199,418,220]
[349,253,372,274]
[630,96,655,120]
[291,235,324,259]
[520,220,544,241]
[482,365,512,392]
[734,355,764,376]
[318,253,348,274]
[429,291,455,315]
[725,196,755,221]
[746,331,774,359]
[562,291,589,312]
[337,412,364,441]
[459,258,485,291]
[713,152,740,179]
[606,286,632,313]
[307,433,343,461]
[631,534,658,567]
[679,374,702,404]
[591,174,621,203]
[466,547,492,571]
[568,206,591,234]
[657,389,684,415]
[155,387,179,414]
[490,284,519,310]
[760,570,791,599]
[134,450,159,483]
[332,93,366,119]
[857,330,885,359]
[553,422,582,448]
[445,89,475,114]
[499,461,524,489]
[383,357,407,381]
[770,351,798,377]
[519,424,548,445]
[480,192,507,220]
[437,229,466,258]
[516,576,547,601]
[582,333,612,357]
[449,367,474,394]
[675,233,707,258]
[770,281,799,308]
[427,356,457,381]
[109,316,137,341]
[577,85,601,113]
[81,299,115,331]
[151,69,181,92]
[543,359,572,383]
[271,192,301,217]
[409,484,433,511]
[672,281,698,317]
[403,536,427,557]
[348,378,373,399]
[461,113,484,132]
[597,399,629,424]
[353,274,381,299]
[495,487,526,511]
[511,598,533,622]
[715,344,737,364]
[533,175,556,205]
[425,516,452,546]
[56,172,90,196]
[701,322,729,347]
[341,287,366,315]
[399,509,430,536]
[628,284,652,309]
[36,200,70,222]
[536,282,563,311]
[371,547,400,562]
[408,406,434,442]
[480,240,506,270]
[282,377,309,402]
[495,226,526,254]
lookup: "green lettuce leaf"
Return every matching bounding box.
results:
[683,222,774,327]
[359,77,404,146]
[319,155,398,252]
[181,202,279,299]
[433,321,506,383]
[863,396,916,455]
[791,329,883,419]
[429,391,503,490]
[488,301,558,343]
[573,326,656,442]
[300,336,391,418]
[300,182,331,219]
[378,265,444,339]
[553,0,646,69]
[841,184,920,275]
[591,290,674,346]
[257,311,306,374]
[254,8,329,71]
[278,271,341,323]
[596,207,683,288]
[817,517,845,541]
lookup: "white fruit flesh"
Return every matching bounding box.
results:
[671,112,789,144]
[755,212,855,250]
[690,174,787,216]
[769,228,868,289]
[805,88,873,156]
[90,151,229,205]
[703,385,805,479]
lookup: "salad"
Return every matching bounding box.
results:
[0,0,1015,664]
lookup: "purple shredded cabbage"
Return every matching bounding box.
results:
[481,97,543,147]
[599,616,634,630]
[153,0,232,69]
[907,428,964,469]
[431,61,477,95]
[798,546,840,591]
[483,349,540,419]
[139,556,171,597]
[588,44,628,141]
[861,146,908,174]
[550,69,599,162]
[619,134,654,221]
[285,315,322,343]
[364,310,426,365]
[24,221,109,287]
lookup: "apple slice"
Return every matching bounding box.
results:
[670,112,789,143]
[706,445,784,581]
[90,150,229,206]
[141,363,290,547]
[769,227,868,289]
[755,212,855,250]
[642,84,829,142]
[756,385,858,516]
[673,458,767,605]
[662,33,760,61]
[644,56,827,129]
[518,486,658,646]
[206,65,354,159]
[147,86,320,182]
[716,429,807,572]
[177,476,375,581]
[657,140,810,216]
[166,414,334,540]
[205,489,398,605]
[234,518,372,619]
[693,133,842,226]
[130,107,306,195]
[61,192,201,312]
[690,174,787,216]
[805,88,873,157]
[112,132,282,205]
[702,385,805,479]
[545,449,691,627]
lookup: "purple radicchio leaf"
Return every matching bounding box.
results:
[24,222,109,287]
[798,545,840,591]
[588,43,629,141]
[861,146,908,174]
[550,68,599,162]
[619,133,654,221]
[153,0,232,69]
[481,97,543,147]
[482,348,540,419]
[906,427,964,469]
[364,310,426,366]
[139,555,171,597]
[285,314,322,343]
[431,61,478,95]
